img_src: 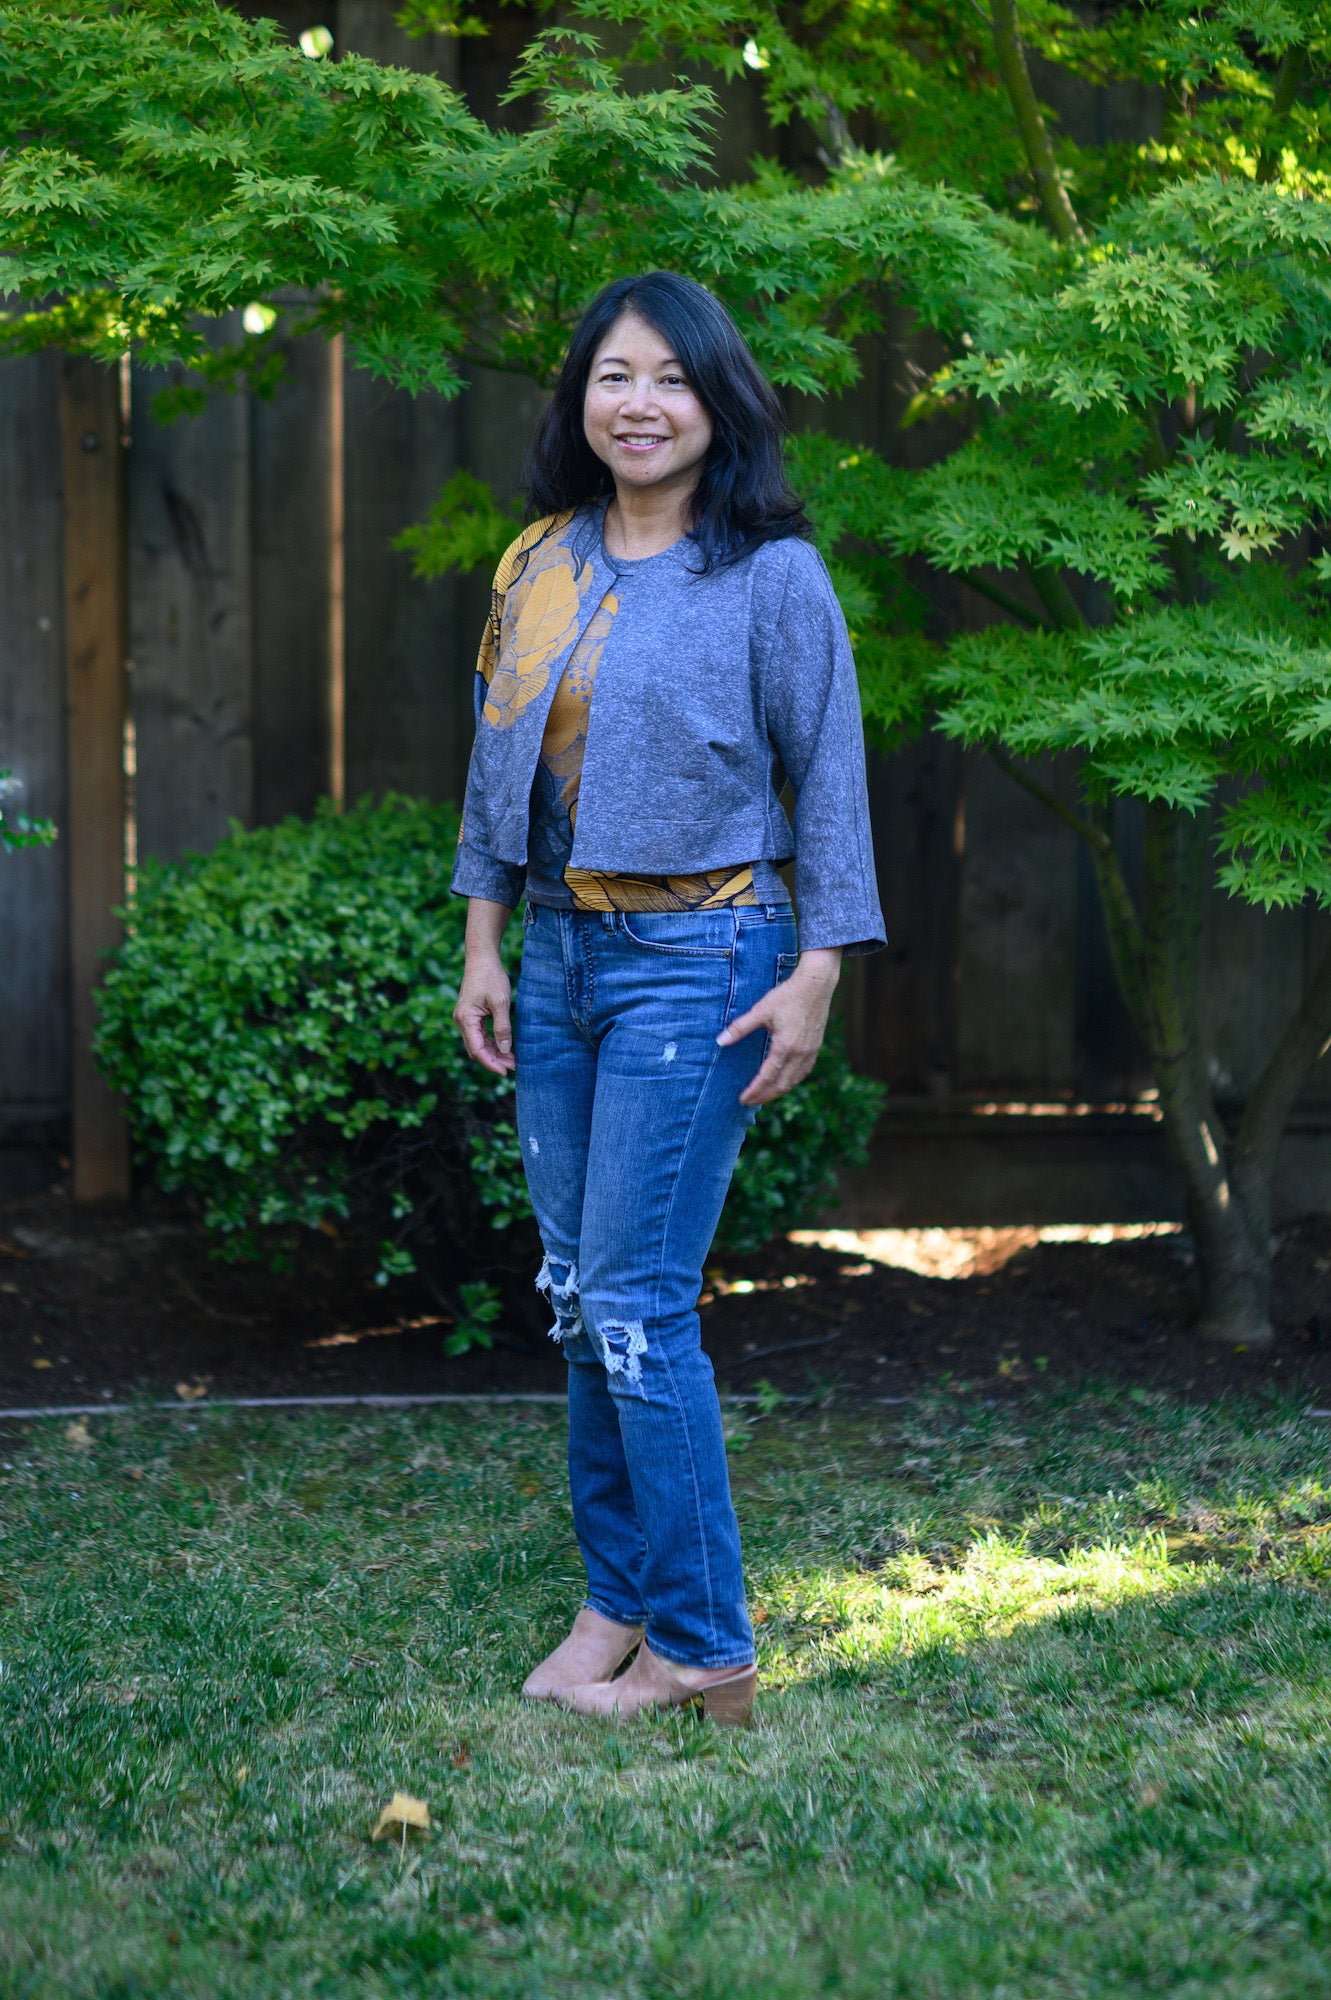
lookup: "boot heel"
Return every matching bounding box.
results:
[702,1667,757,1727]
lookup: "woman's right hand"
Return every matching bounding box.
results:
[454,952,515,1074]
[453,899,516,1075]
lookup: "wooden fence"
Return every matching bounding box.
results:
[2,0,1328,1222]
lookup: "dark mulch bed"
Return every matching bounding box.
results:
[2,1171,1330,1412]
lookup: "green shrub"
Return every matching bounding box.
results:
[95,798,884,1310]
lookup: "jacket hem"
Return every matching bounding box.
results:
[451,846,526,906]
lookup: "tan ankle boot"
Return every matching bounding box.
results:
[559,1642,757,1726]
[521,1607,645,1701]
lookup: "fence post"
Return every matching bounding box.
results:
[58,356,130,1204]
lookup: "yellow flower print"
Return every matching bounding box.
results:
[484,550,586,730]
[538,592,619,816]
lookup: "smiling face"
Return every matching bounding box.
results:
[582,312,714,506]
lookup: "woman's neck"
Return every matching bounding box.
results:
[602,481,694,561]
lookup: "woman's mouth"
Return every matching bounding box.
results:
[613,434,669,452]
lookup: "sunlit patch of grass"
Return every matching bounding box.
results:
[4,1389,1331,1995]
[756,1533,1184,1685]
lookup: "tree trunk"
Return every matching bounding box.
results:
[1103,801,1331,1345]
[992,758,1331,1348]
[1184,1184,1273,1345]
[1134,803,1274,1343]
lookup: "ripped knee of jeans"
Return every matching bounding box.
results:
[535,1254,583,1345]
[590,1315,648,1388]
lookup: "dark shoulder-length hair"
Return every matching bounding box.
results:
[526,271,809,570]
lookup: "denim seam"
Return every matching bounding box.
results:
[615,931,732,961]
[558,909,579,1029]
[648,1039,734,1656]
[582,917,596,1030]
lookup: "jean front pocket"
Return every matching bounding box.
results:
[616,911,735,959]
[775,950,799,985]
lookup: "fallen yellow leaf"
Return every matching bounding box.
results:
[65,1420,91,1449]
[31,1358,52,1370]
[175,1381,207,1403]
[372,1791,430,1841]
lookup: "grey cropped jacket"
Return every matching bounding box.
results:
[451,504,886,955]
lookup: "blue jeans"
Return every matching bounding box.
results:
[514,902,799,1669]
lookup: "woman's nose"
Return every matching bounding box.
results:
[619,377,661,416]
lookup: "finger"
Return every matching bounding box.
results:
[476,1006,517,1074]
[716,1002,769,1048]
[739,1044,795,1106]
[740,1043,815,1106]
[491,988,513,1058]
[454,1005,483,1060]
[459,1005,508,1072]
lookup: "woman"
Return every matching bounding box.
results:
[452,271,884,1725]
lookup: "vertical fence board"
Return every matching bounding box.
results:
[337,0,458,71]
[341,368,462,805]
[0,352,68,1129]
[449,364,549,790]
[1200,886,1311,1102]
[844,736,961,1090]
[251,330,332,824]
[338,2,463,808]
[129,344,254,862]
[59,358,131,1200]
[1308,911,1331,1103]
[954,749,1079,1092]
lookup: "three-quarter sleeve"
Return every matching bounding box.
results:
[450,608,527,908]
[760,542,886,956]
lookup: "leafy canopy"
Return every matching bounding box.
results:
[408,0,1331,216]
[0,0,1002,403]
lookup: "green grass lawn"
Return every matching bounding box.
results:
[4,1385,1331,1997]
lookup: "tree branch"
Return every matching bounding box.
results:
[987,743,1102,848]
[963,571,1053,630]
[1025,560,1087,631]
[989,0,1084,245]
[1259,43,1306,181]
[1271,41,1308,120]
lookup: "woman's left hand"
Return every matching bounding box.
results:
[717,948,842,1106]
